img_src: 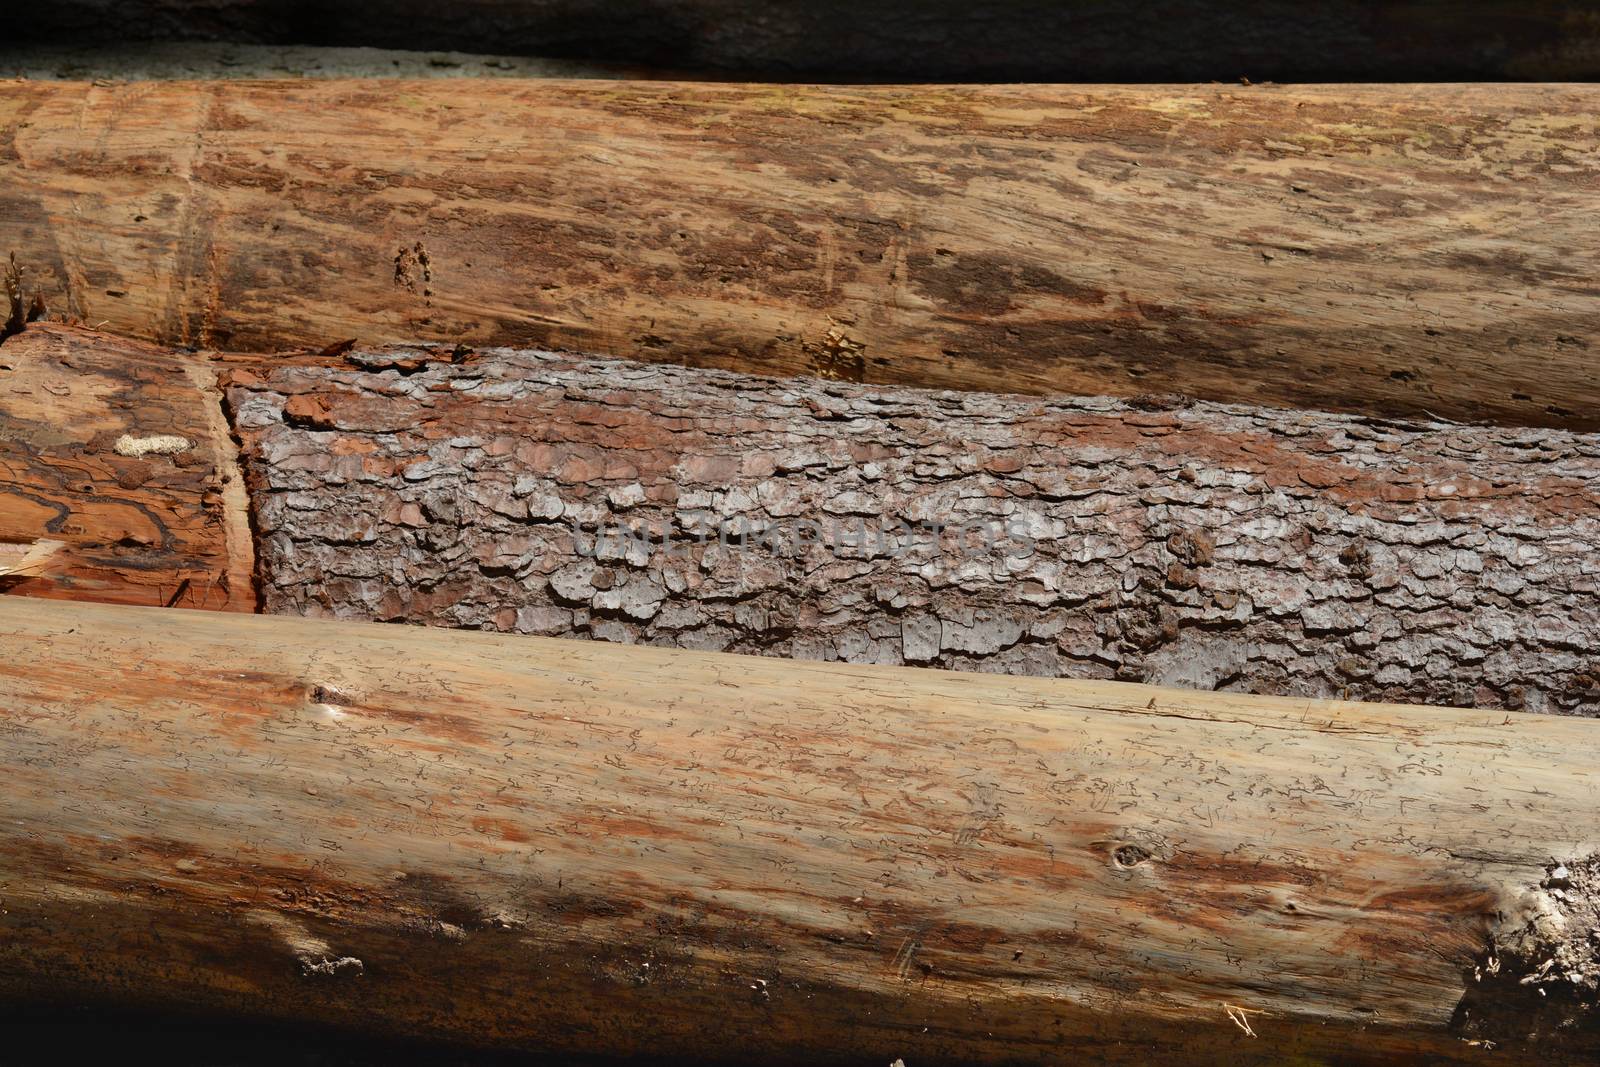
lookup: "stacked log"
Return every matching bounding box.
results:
[224,342,1600,713]
[0,325,254,610]
[1,597,1596,1064]
[3,80,1599,427]
[4,323,1599,712]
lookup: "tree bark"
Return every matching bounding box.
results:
[225,340,1600,715]
[2,597,1597,1064]
[14,1,1600,82]
[0,324,254,611]
[4,80,1600,428]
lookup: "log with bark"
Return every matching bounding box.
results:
[3,80,1599,428]
[2,597,1598,1064]
[15,1,1600,82]
[224,337,1600,714]
[4,323,1600,713]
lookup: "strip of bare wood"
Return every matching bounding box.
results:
[2,80,1598,427]
[0,324,254,611]
[1,597,1596,1063]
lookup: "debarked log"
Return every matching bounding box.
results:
[3,79,1600,427]
[226,340,1600,715]
[1,599,1598,1063]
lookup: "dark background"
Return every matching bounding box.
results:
[15,0,1600,82]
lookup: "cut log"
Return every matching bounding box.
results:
[0,324,254,610]
[15,1,1600,82]
[1,597,1597,1063]
[3,80,1599,428]
[225,339,1600,714]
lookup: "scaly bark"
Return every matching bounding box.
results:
[2,598,1597,1063]
[226,343,1600,714]
[4,80,1600,427]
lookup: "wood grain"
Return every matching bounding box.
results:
[1,597,1597,1063]
[0,323,254,610]
[3,80,1599,427]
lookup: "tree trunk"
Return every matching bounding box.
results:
[3,80,1599,428]
[14,1,1600,82]
[0,324,254,611]
[224,339,1600,715]
[2,597,1597,1064]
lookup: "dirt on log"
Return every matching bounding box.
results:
[223,340,1600,715]
[14,1,1600,82]
[3,80,1599,428]
[2,598,1599,1064]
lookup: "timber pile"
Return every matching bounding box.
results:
[2,80,1599,427]
[3,19,1600,1067]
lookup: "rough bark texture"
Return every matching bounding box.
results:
[3,598,1599,1064]
[0,324,254,610]
[4,80,1600,428]
[15,1,1600,81]
[226,343,1600,715]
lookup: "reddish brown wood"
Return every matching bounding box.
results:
[0,324,254,611]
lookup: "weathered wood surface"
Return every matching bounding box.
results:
[2,597,1598,1063]
[3,80,1600,428]
[16,1,1600,82]
[227,341,1600,714]
[0,324,254,610]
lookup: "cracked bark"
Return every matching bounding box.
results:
[4,80,1600,427]
[3,598,1599,1064]
[226,343,1600,715]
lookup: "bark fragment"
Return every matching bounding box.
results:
[0,324,255,610]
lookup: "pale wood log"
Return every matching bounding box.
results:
[0,324,254,610]
[3,80,1599,427]
[226,339,1600,714]
[15,1,1600,82]
[0,597,1597,1063]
